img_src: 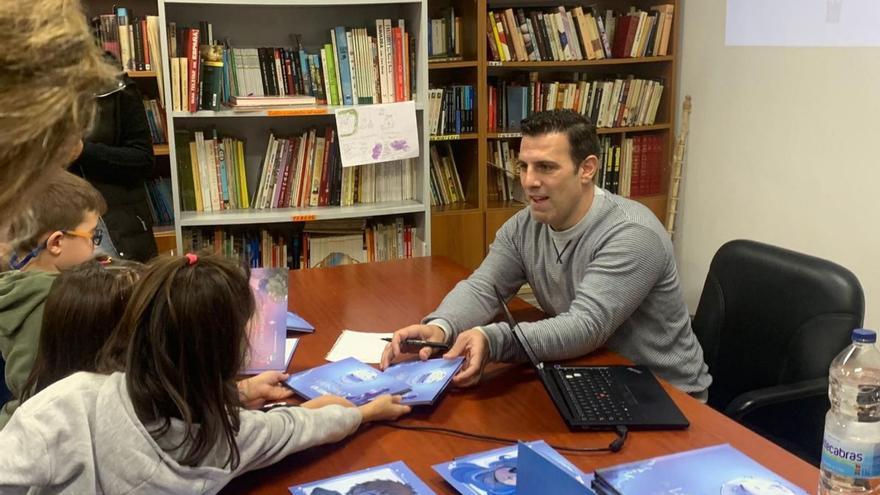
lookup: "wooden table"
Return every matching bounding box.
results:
[223,256,819,494]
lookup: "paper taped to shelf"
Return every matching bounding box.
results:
[335,101,420,167]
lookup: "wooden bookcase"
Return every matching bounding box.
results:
[156,0,431,260]
[428,0,680,267]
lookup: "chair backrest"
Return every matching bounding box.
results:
[693,239,864,411]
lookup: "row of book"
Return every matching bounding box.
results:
[429,143,466,206]
[142,98,167,144]
[489,139,526,204]
[487,4,674,62]
[181,217,420,269]
[175,128,417,213]
[595,134,665,197]
[489,75,664,131]
[427,85,475,136]
[166,20,417,112]
[429,8,462,59]
[91,8,160,73]
[144,178,173,226]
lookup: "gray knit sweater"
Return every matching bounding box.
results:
[426,188,711,393]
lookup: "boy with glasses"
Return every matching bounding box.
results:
[0,171,107,428]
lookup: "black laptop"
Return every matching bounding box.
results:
[494,287,689,431]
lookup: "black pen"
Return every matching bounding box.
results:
[381,337,450,350]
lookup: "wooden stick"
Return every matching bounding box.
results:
[665,95,692,235]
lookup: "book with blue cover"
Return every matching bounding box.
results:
[592,443,808,495]
[385,357,464,406]
[286,311,315,333]
[288,460,435,495]
[244,268,288,374]
[433,440,594,495]
[284,357,411,405]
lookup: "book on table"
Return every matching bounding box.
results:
[285,356,463,405]
[288,460,435,495]
[243,268,288,374]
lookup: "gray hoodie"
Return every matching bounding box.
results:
[0,372,362,494]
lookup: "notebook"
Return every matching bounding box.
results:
[288,461,435,495]
[591,444,808,495]
[494,287,689,430]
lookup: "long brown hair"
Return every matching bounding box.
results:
[102,254,254,469]
[21,258,142,402]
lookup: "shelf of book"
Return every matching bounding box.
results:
[486,55,673,69]
[429,60,478,69]
[178,200,427,227]
[487,124,671,139]
[127,70,159,78]
[431,200,480,216]
[429,133,478,141]
[171,103,425,119]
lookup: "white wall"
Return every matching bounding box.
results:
[675,0,880,327]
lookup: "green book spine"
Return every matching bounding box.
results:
[323,44,339,106]
[174,130,197,211]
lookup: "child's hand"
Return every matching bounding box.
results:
[301,395,356,409]
[357,395,411,423]
[238,371,295,409]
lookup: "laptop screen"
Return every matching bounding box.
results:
[493,286,544,369]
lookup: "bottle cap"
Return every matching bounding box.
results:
[852,328,877,343]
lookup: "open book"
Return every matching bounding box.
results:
[285,357,463,406]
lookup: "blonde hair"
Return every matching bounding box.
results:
[0,0,117,234]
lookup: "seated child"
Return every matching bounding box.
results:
[0,254,410,492]
[0,171,106,428]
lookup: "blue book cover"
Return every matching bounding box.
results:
[593,444,808,495]
[384,357,464,406]
[289,461,435,494]
[286,311,315,333]
[243,268,288,374]
[433,440,594,495]
[334,26,353,105]
[516,442,593,495]
[285,357,410,405]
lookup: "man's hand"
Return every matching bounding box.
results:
[301,395,356,409]
[237,371,294,409]
[445,328,490,387]
[379,324,446,369]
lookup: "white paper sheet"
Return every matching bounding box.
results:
[325,329,393,363]
[335,101,420,167]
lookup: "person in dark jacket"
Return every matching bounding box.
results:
[70,70,159,262]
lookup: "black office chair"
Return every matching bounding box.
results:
[692,239,865,466]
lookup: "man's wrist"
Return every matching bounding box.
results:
[425,318,453,344]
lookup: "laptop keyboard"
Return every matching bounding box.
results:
[555,367,633,423]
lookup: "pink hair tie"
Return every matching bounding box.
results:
[184,253,198,265]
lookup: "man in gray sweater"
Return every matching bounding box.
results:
[382,110,711,397]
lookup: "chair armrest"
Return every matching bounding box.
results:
[724,377,828,421]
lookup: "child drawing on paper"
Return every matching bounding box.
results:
[450,456,518,495]
[337,109,359,137]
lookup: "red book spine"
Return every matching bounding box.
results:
[140,19,151,70]
[392,27,404,102]
[611,15,631,58]
[277,138,295,208]
[187,28,201,112]
[319,129,334,206]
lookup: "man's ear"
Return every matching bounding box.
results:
[44,231,64,255]
[579,155,599,184]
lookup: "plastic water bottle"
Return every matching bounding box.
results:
[820,328,880,494]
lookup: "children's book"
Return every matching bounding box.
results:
[517,442,594,495]
[288,460,436,495]
[592,443,808,495]
[286,311,315,333]
[384,357,464,406]
[284,357,411,405]
[244,268,288,374]
[433,440,594,495]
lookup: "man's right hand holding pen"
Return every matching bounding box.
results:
[379,323,491,387]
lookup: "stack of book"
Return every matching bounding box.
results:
[486,4,674,62]
[429,143,466,206]
[429,7,462,60]
[488,139,525,204]
[595,134,665,197]
[489,75,664,131]
[144,178,174,226]
[142,98,167,144]
[427,85,476,135]
[91,8,162,73]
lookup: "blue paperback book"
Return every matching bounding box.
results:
[243,268,288,374]
[286,311,315,333]
[592,443,808,495]
[288,460,436,495]
[385,357,464,406]
[433,440,594,495]
[285,357,411,405]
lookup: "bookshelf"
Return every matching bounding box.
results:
[157,0,431,264]
[426,0,680,267]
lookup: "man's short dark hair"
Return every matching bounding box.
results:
[520,110,600,168]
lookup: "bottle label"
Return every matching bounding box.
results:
[822,432,880,478]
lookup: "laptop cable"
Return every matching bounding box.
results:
[375,423,628,454]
